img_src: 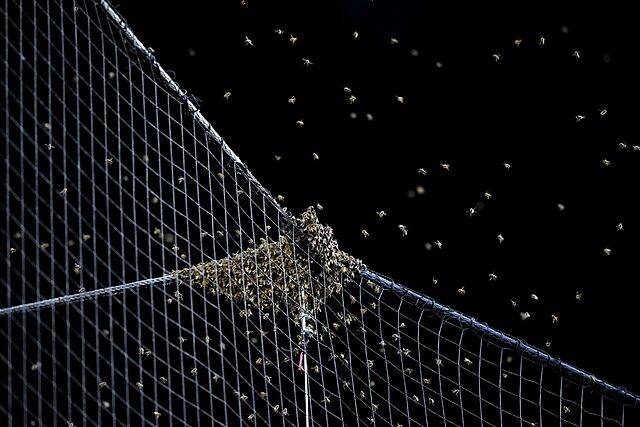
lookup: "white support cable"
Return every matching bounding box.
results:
[0,275,174,316]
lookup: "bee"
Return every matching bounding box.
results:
[288,96,296,104]
[616,223,624,231]
[45,143,54,150]
[398,224,408,237]
[503,162,512,170]
[223,91,231,100]
[519,312,531,321]
[435,358,442,366]
[545,340,552,349]
[247,414,255,421]
[312,152,320,160]
[316,203,323,211]
[428,397,435,406]
[396,95,404,103]
[618,142,627,149]
[302,58,313,67]
[40,242,50,250]
[457,286,466,296]
[390,37,399,45]
[539,37,545,45]
[452,389,460,396]
[106,157,114,165]
[484,191,492,200]
[352,31,359,40]
[599,109,607,116]
[9,247,17,254]
[497,233,504,244]
[274,29,284,35]
[463,357,473,366]
[59,188,68,197]
[440,163,450,171]
[276,195,285,203]
[289,35,297,45]
[530,294,539,301]
[154,411,161,419]
[514,38,523,47]
[563,406,570,414]
[296,119,304,128]
[136,382,144,390]
[466,208,477,217]
[551,314,559,324]
[367,360,374,368]
[361,229,369,238]
[282,408,289,416]
[432,277,438,285]
[575,114,586,122]
[492,53,501,62]
[177,176,185,184]
[510,299,518,307]
[244,36,253,47]
[633,146,640,151]
[603,247,611,256]
[98,381,107,388]
[575,291,582,301]
[423,378,431,385]
[371,403,379,412]
[572,50,580,60]
[376,210,387,218]
[190,367,197,376]
[417,168,427,175]
[602,159,611,167]
[348,95,357,104]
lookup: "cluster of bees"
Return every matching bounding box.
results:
[176,206,365,322]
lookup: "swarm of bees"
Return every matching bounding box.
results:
[176,206,365,321]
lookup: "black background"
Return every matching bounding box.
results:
[118,0,640,396]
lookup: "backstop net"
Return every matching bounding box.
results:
[2,0,638,425]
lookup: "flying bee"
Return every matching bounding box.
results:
[497,233,504,244]
[59,188,68,197]
[602,159,611,166]
[514,38,523,47]
[376,210,387,218]
[457,286,466,296]
[572,50,580,60]
[243,36,253,47]
[551,314,559,324]
[302,58,313,67]
[288,96,296,104]
[348,95,357,104]
[488,272,497,281]
[106,157,113,165]
[467,208,477,217]
[352,31,359,40]
[361,229,369,238]
[575,114,586,122]
[520,312,531,321]
[296,119,304,128]
[603,247,611,256]
[616,223,624,231]
[312,152,320,160]
[289,35,297,45]
[154,412,161,419]
[492,53,501,62]
[390,37,399,45]
[440,163,450,171]
[463,357,473,366]
[398,224,408,237]
[396,95,405,103]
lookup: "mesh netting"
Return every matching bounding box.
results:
[1,0,638,425]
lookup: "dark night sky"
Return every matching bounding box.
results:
[118,0,640,395]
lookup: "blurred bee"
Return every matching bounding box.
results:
[603,247,611,256]
[503,162,512,170]
[520,312,531,321]
[575,291,582,301]
[440,163,450,171]
[497,234,504,244]
[398,224,408,237]
[457,286,466,296]
[376,210,387,218]
[551,314,559,324]
[514,38,523,47]
[572,50,580,60]
[312,152,320,160]
[302,58,313,67]
[575,114,586,122]
[484,191,492,200]
[59,188,68,197]
[361,229,369,238]
[488,272,497,281]
[289,35,298,45]
[348,95,357,104]
[418,168,426,175]
[467,208,477,217]
[396,95,404,103]
[602,159,611,167]
[274,29,284,35]
[352,31,359,40]
[288,96,296,104]
[223,91,231,100]
[106,157,114,165]
[492,53,501,62]
[390,38,399,45]
[296,119,305,128]
[244,36,253,47]
[154,412,161,419]
[616,223,623,231]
